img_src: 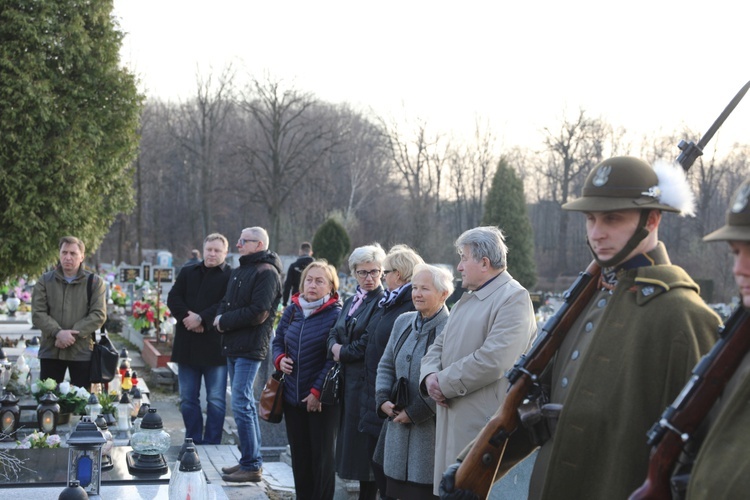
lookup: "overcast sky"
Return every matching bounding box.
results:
[112,0,750,155]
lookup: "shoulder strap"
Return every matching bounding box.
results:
[393,323,413,360]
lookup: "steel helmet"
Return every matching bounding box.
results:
[704,179,750,242]
[562,156,694,215]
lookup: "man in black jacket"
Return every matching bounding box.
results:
[282,241,313,306]
[214,226,282,483]
[167,233,231,445]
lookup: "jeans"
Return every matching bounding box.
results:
[177,363,228,445]
[227,356,263,471]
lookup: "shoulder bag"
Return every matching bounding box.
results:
[259,370,285,423]
[320,362,341,406]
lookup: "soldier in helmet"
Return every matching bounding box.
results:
[680,179,750,499]
[442,156,720,500]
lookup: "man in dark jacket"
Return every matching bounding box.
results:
[167,233,231,445]
[282,241,313,306]
[214,226,282,483]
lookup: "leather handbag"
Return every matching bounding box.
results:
[391,376,409,410]
[259,370,285,423]
[89,330,119,383]
[320,363,341,406]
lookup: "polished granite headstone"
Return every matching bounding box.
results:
[0,445,179,487]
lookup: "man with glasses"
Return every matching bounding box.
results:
[420,226,537,496]
[214,227,283,483]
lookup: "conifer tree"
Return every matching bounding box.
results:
[312,218,351,270]
[482,158,537,289]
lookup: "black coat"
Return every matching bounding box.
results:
[282,255,314,306]
[326,286,384,480]
[216,250,282,360]
[168,262,232,366]
[358,284,416,437]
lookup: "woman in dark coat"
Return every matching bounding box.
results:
[328,244,386,499]
[272,261,343,500]
[359,245,423,498]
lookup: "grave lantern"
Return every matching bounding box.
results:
[67,416,105,498]
[117,392,131,436]
[37,391,60,433]
[94,414,114,471]
[121,370,133,391]
[129,386,142,421]
[86,393,102,419]
[126,408,171,475]
[1,392,20,439]
[5,292,20,317]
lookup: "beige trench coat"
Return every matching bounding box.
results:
[420,271,536,495]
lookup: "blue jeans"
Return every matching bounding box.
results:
[178,363,228,445]
[227,357,263,471]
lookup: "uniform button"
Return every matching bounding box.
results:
[406,354,412,362]
[571,350,579,360]
[597,298,607,308]
[459,389,466,395]
[561,377,568,388]
[585,322,594,332]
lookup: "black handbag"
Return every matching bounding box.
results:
[90,331,119,383]
[320,363,341,405]
[391,376,409,410]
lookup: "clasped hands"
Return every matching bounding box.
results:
[183,311,204,332]
[380,401,412,424]
[54,329,78,349]
[425,372,449,408]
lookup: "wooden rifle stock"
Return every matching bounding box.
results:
[629,307,750,499]
[453,260,601,498]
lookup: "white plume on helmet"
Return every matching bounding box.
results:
[650,160,696,217]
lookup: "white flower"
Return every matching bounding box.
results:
[15,441,31,449]
[46,434,61,447]
[58,381,71,395]
[75,386,90,400]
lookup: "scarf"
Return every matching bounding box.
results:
[378,282,410,308]
[348,286,368,317]
[298,294,329,318]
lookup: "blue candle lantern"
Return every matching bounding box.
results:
[66,416,105,498]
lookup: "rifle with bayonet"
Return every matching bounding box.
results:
[451,79,750,499]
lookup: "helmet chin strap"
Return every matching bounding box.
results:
[587,211,651,268]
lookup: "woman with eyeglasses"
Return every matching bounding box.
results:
[328,244,386,500]
[359,245,424,499]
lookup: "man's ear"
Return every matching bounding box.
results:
[647,209,662,231]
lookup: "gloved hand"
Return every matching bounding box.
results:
[439,463,480,500]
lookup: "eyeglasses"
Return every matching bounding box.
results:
[355,269,381,278]
[382,269,395,276]
[238,238,259,246]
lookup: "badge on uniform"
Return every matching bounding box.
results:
[641,286,655,297]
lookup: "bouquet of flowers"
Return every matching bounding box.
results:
[131,296,170,331]
[32,378,90,415]
[15,431,61,449]
[110,284,128,308]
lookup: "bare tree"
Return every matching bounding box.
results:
[168,66,235,241]
[236,76,339,251]
[542,109,610,271]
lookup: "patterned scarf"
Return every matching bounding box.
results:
[298,294,329,318]
[378,283,410,308]
[348,286,368,317]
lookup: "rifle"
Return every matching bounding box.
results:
[454,79,750,499]
[627,79,750,500]
[628,307,750,499]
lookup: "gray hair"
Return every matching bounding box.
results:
[348,243,386,276]
[455,226,507,269]
[242,227,269,249]
[413,263,455,297]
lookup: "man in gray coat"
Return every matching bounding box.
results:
[32,236,107,387]
[420,226,537,495]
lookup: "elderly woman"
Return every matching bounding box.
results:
[328,244,386,499]
[359,245,424,497]
[374,263,454,500]
[272,261,342,500]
